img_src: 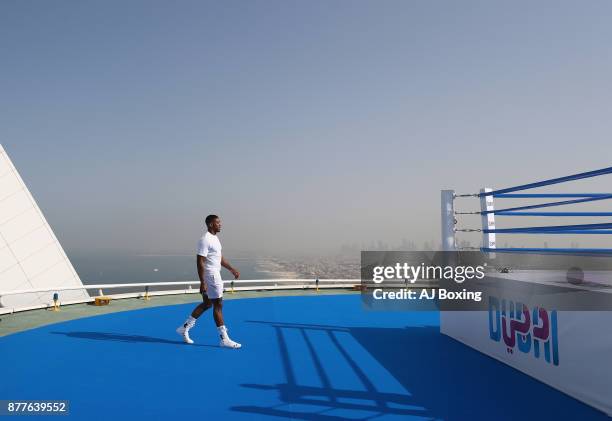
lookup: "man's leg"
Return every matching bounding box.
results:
[212,298,241,349]
[211,298,225,326]
[177,293,212,344]
[192,294,213,318]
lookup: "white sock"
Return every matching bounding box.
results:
[183,316,196,329]
[218,325,229,340]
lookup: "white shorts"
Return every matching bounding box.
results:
[203,271,224,299]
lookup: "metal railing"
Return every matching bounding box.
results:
[0,279,362,315]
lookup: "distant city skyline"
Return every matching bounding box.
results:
[2,1,612,257]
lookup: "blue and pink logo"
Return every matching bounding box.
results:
[488,297,559,366]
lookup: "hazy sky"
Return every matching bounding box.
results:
[2,1,612,257]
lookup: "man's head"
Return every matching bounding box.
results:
[205,214,221,234]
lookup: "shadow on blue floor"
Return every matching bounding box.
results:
[50,331,217,347]
[232,320,608,421]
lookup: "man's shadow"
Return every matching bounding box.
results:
[51,331,217,347]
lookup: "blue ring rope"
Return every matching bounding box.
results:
[461,167,612,254]
[494,193,612,198]
[495,212,612,217]
[479,166,612,197]
[485,230,612,234]
[484,222,612,233]
[481,194,612,214]
[481,247,612,255]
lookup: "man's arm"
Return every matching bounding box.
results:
[197,255,207,293]
[221,256,240,279]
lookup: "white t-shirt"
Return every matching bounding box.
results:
[197,231,222,273]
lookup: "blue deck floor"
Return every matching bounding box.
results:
[0,294,607,420]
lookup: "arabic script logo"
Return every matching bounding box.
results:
[488,296,559,366]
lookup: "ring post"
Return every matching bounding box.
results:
[441,190,457,251]
[316,278,319,292]
[480,188,496,257]
[144,285,150,301]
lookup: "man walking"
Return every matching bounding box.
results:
[176,215,241,348]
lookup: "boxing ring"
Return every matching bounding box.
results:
[441,166,612,416]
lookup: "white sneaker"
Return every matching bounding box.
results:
[220,338,242,349]
[176,326,194,344]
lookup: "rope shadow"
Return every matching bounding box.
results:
[234,320,608,421]
[231,320,428,420]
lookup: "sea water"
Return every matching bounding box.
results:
[70,253,296,285]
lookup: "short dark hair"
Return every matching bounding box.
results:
[205,214,219,227]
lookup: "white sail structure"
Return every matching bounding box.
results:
[0,144,89,311]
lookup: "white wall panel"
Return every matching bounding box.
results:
[0,246,17,273]
[0,154,12,177]
[0,191,32,225]
[19,239,62,280]
[0,264,29,291]
[10,225,55,263]
[0,173,22,201]
[0,145,89,309]
[0,208,43,244]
